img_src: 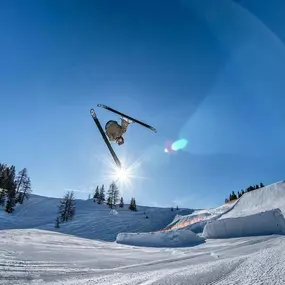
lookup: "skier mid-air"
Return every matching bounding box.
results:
[104,117,132,146]
[90,104,157,168]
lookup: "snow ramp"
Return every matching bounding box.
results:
[203,181,285,239]
[116,229,205,247]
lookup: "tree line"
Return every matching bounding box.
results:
[0,162,32,213]
[92,181,137,211]
[225,182,265,203]
[55,180,137,228]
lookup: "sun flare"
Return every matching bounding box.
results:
[115,167,130,181]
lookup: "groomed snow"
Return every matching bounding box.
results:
[1,229,285,284]
[221,181,285,218]
[0,194,192,241]
[203,181,285,239]
[203,208,285,239]
[116,229,205,247]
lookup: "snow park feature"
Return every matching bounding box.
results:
[1,181,285,284]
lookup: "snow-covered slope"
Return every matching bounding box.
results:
[1,229,285,284]
[162,201,236,233]
[0,194,193,242]
[203,181,285,239]
[221,181,285,218]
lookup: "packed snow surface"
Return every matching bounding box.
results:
[1,229,285,284]
[116,229,205,247]
[0,194,193,241]
[203,181,285,239]
[1,181,285,283]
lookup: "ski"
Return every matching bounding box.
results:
[97,104,157,133]
[90,109,122,169]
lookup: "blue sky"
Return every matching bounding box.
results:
[1,0,285,209]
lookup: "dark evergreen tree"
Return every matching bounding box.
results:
[0,163,8,189]
[98,185,105,204]
[129,197,137,211]
[230,191,237,200]
[14,168,32,204]
[106,196,112,207]
[107,181,119,208]
[171,207,174,211]
[19,177,32,204]
[260,182,264,188]
[55,216,60,228]
[0,190,5,207]
[58,191,76,222]
[5,165,16,213]
[119,197,124,208]
[93,186,100,202]
[15,168,27,194]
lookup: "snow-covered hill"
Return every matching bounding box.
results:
[1,181,285,284]
[203,181,285,239]
[0,194,193,242]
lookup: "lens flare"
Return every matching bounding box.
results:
[171,138,188,151]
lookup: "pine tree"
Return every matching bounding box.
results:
[19,177,32,204]
[14,168,32,204]
[129,197,137,211]
[0,190,6,207]
[5,166,17,213]
[58,191,76,222]
[0,163,8,189]
[230,191,237,200]
[55,216,60,228]
[15,168,27,194]
[119,197,124,208]
[255,184,259,189]
[260,182,264,188]
[98,185,105,204]
[106,196,112,207]
[107,181,119,208]
[93,186,100,202]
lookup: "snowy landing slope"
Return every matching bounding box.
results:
[221,181,285,218]
[203,181,285,239]
[0,194,193,242]
[1,229,285,285]
[162,202,236,233]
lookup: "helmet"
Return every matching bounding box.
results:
[116,136,124,145]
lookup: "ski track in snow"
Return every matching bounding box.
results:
[0,229,285,284]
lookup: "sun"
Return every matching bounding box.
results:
[115,167,130,182]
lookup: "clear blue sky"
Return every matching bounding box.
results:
[1,0,285,209]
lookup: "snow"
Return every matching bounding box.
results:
[203,181,285,239]
[203,208,285,239]
[163,201,236,233]
[116,229,205,247]
[1,181,285,284]
[221,181,285,218]
[0,194,191,241]
[1,229,285,284]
